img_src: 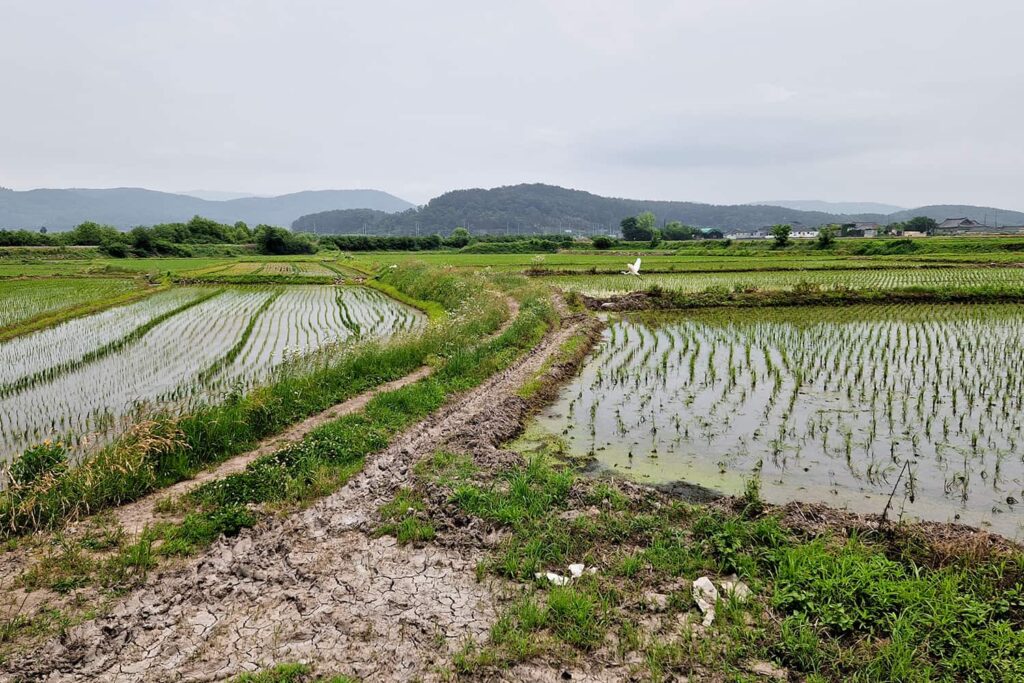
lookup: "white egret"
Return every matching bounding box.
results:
[622,257,642,279]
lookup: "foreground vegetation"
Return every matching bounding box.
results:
[397,445,1024,682]
[2,240,1023,680]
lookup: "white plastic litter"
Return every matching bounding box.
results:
[719,578,753,602]
[535,571,571,586]
[693,576,719,627]
[568,563,585,578]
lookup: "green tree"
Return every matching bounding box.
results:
[130,226,154,252]
[591,236,614,249]
[99,234,130,257]
[65,221,121,246]
[446,227,471,248]
[232,221,252,243]
[620,212,657,241]
[662,221,697,240]
[254,225,318,255]
[816,225,838,249]
[770,224,792,247]
[904,216,938,234]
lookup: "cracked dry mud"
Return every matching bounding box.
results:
[6,306,584,683]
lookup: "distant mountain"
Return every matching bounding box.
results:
[883,205,1024,227]
[756,200,906,215]
[0,188,415,230]
[179,190,260,201]
[294,184,862,235]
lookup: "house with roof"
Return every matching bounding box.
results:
[848,222,880,238]
[936,218,984,231]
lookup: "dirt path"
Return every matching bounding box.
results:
[111,366,434,536]
[5,297,576,682]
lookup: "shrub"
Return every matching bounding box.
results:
[9,442,68,485]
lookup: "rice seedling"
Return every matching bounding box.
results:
[534,304,1024,538]
[0,285,424,464]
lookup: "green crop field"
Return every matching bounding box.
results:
[0,277,140,329]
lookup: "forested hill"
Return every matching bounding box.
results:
[293,184,862,234]
[0,187,413,230]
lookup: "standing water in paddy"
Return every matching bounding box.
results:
[533,305,1024,538]
[0,285,423,463]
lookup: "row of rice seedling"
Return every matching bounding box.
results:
[0,289,271,460]
[0,288,204,394]
[551,267,1024,296]
[535,304,1024,537]
[0,285,423,463]
[205,286,423,394]
[0,277,138,329]
[294,261,339,277]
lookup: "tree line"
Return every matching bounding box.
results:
[0,219,580,256]
[619,212,725,242]
[0,217,321,257]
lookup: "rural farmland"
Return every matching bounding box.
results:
[0,284,422,461]
[0,240,1022,682]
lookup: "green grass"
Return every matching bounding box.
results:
[375,488,435,545]
[434,449,1024,681]
[452,455,573,529]
[230,662,357,683]
[362,279,446,322]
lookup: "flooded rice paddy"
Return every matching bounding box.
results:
[534,304,1024,538]
[0,285,422,462]
[552,267,1024,297]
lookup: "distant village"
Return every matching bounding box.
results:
[725,217,1024,240]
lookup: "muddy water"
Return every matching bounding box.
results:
[533,305,1024,539]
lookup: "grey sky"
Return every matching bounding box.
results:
[2,0,1022,209]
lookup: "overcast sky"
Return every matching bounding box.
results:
[1,1,1022,209]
